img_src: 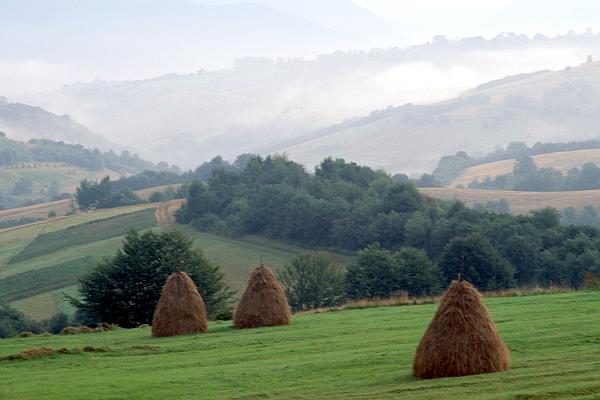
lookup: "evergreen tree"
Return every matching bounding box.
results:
[71,230,234,327]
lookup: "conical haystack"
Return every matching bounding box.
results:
[233,265,291,329]
[152,272,208,337]
[412,279,509,379]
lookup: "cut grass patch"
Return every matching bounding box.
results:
[10,208,156,263]
[1,291,600,399]
[0,256,95,303]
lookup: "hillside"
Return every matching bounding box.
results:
[420,187,600,214]
[1,291,600,399]
[0,98,112,150]
[0,201,350,320]
[450,148,600,187]
[277,60,600,173]
[25,32,600,168]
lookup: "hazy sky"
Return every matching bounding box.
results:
[354,0,598,43]
[3,0,600,99]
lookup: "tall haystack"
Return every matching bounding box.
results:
[412,279,509,379]
[233,265,291,329]
[152,271,207,337]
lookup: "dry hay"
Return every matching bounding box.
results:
[17,331,35,338]
[151,271,208,337]
[413,279,510,379]
[233,265,291,329]
[0,346,110,362]
[59,326,107,335]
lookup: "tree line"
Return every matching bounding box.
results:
[433,140,600,185]
[177,155,600,293]
[468,156,600,191]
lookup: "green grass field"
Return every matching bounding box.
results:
[0,204,351,320]
[179,225,353,292]
[1,291,599,399]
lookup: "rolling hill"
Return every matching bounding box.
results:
[25,32,600,168]
[1,290,600,399]
[0,98,112,150]
[449,148,600,187]
[0,200,351,320]
[277,60,600,174]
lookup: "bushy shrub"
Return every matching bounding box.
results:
[277,253,346,311]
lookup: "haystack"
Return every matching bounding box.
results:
[233,265,291,329]
[412,279,509,379]
[151,271,207,337]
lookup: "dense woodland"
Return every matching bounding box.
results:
[176,155,600,296]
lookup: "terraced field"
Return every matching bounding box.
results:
[1,291,599,399]
[0,200,350,320]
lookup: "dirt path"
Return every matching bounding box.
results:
[155,199,186,227]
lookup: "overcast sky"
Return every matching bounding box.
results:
[3,0,600,99]
[354,0,597,43]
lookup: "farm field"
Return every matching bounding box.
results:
[449,149,600,187]
[1,291,600,399]
[0,163,121,194]
[180,225,353,292]
[420,187,600,214]
[0,184,181,223]
[0,200,350,319]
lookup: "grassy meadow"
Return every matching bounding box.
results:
[0,202,351,319]
[1,291,600,399]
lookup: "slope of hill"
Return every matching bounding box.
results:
[0,98,112,150]
[450,148,600,187]
[1,291,600,399]
[277,60,600,174]
[420,187,600,214]
[26,32,600,167]
[0,201,350,320]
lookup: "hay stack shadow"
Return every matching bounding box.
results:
[412,279,509,379]
[233,265,291,329]
[152,271,208,337]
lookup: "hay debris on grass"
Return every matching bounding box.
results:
[412,279,510,379]
[59,326,107,335]
[0,346,110,362]
[152,271,208,337]
[233,265,291,329]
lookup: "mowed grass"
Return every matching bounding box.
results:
[1,291,600,399]
[10,285,78,321]
[0,204,350,318]
[10,208,156,263]
[178,225,353,292]
[0,207,158,318]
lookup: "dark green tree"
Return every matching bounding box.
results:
[346,244,405,299]
[395,247,442,296]
[0,305,40,338]
[71,230,234,327]
[439,233,515,290]
[277,253,346,311]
